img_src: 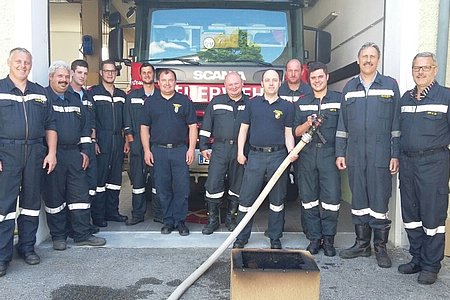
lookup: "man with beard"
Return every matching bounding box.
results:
[124,63,163,225]
[199,72,249,234]
[42,61,106,251]
[233,69,297,249]
[336,42,401,268]
[0,48,57,277]
[398,52,450,284]
[89,60,128,228]
[141,69,197,236]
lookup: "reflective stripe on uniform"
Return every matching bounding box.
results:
[133,187,146,194]
[106,183,121,190]
[93,95,111,102]
[0,93,47,103]
[0,211,17,222]
[423,225,445,236]
[45,202,67,214]
[404,221,422,229]
[228,190,239,197]
[113,96,125,103]
[238,205,250,212]
[367,89,394,97]
[401,104,448,114]
[68,203,90,210]
[80,136,91,144]
[96,186,106,193]
[89,189,96,196]
[352,208,388,219]
[20,208,40,217]
[269,203,284,212]
[53,105,80,113]
[199,130,211,138]
[345,91,365,100]
[131,98,144,105]
[213,104,233,111]
[279,95,300,102]
[391,131,401,138]
[321,202,340,211]
[302,200,319,209]
[321,103,341,110]
[336,131,348,138]
[152,188,157,194]
[206,191,224,199]
[299,105,318,111]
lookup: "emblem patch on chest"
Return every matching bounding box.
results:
[173,104,182,113]
[273,109,283,119]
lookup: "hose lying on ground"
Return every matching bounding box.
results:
[168,115,326,300]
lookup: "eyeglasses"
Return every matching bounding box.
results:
[102,70,116,74]
[412,66,435,72]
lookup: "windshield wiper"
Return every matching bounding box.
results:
[143,57,200,65]
[233,59,273,67]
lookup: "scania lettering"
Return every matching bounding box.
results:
[109,0,331,180]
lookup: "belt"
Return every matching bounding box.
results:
[58,144,79,150]
[0,138,43,145]
[153,143,184,149]
[250,145,285,153]
[402,147,447,157]
[215,138,236,145]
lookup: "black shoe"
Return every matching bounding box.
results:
[418,270,437,285]
[177,222,190,236]
[398,262,422,274]
[105,214,128,222]
[0,261,8,277]
[307,239,322,255]
[126,216,145,226]
[322,236,336,257]
[52,239,67,251]
[270,239,282,249]
[161,224,174,234]
[233,239,248,249]
[93,220,108,228]
[75,235,106,247]
[19,251,40,265]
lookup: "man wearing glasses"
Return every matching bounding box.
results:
[336,42,401,269]
[88,60,128,228]
[398,52,450,285]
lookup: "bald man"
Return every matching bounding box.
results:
[199,72,249,235]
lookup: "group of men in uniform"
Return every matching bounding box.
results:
[0,43,448,285]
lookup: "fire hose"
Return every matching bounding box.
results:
[168,115,326,300]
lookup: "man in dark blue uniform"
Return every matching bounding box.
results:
[293,62,341,256]
[336,42,401,268]
[398,52,450,284]
[141,69,197,236]
[0,48,57,277]
[42,61,106,251]
[279,58,312,103]
[233,69,297,249]
[200,72,249,235]
[89,60,128,227]
[124,63,163,225]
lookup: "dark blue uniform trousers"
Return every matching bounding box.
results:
[42,147,91,242]
[204,142,243,204]
[92,135,124,222]
[399,150,449,273]
[297,145,341,240]
[152,145,189,226]
[236,149,287,242]
[0,143,46,262]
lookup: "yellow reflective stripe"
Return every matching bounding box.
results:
[68,203,90,210]
[302,200,319,209]
[269,203,284,212]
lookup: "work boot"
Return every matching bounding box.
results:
[373,228,392,268]
[323,235,336,257]
[339,224,372,259]
[306,239,322,255]
[53,239,67,251]
[19,251,40,265]
[202,202,220,235]
[418,270,438,285]
[224,200,239,231]
[398,261,422,274]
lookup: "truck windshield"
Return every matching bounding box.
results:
[147,8,289,65]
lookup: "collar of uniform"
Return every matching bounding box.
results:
[263,96,281,104]
[99,82,119,97]
[227,93,245,103]
[5,75,35,93]
[409,80,436,100]
[46,86,67,102]
[358,71,379,88]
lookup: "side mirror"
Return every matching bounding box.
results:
[108,27,123,61]
[316,30,331,64]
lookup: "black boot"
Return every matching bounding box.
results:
[339,224,372,259]
[323,235,336,257]
[224,200,239,231]
[373,228,392,268]
[202,202,220,235]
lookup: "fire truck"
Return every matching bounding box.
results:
[109,0,331,181]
